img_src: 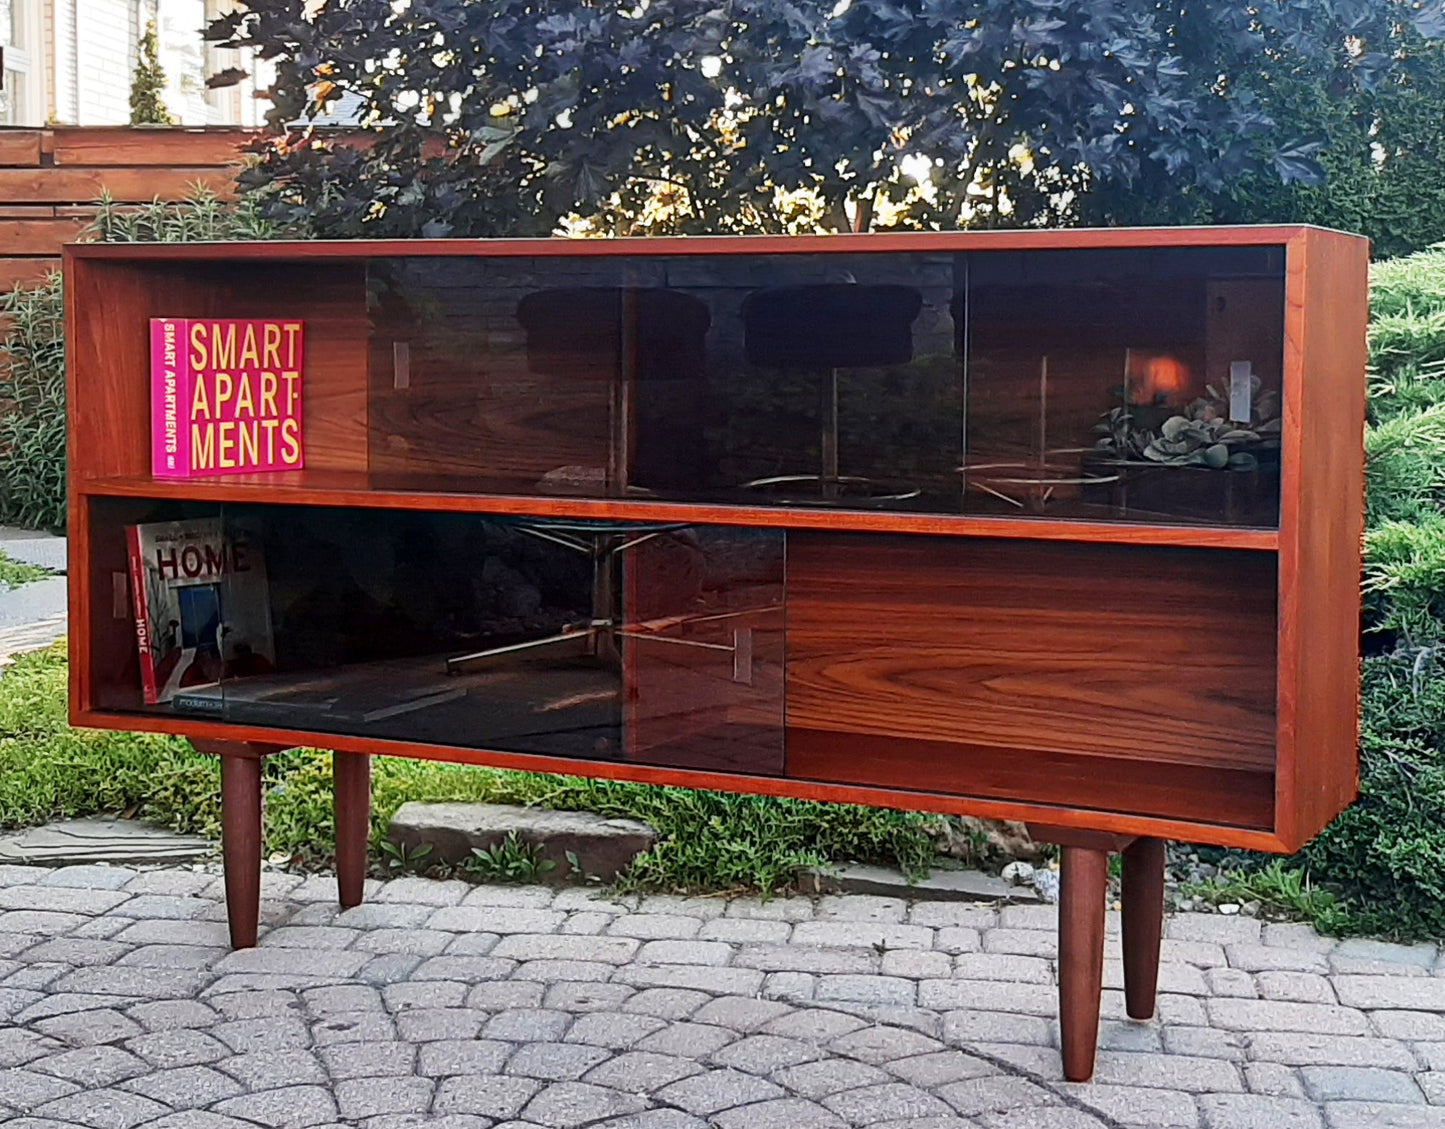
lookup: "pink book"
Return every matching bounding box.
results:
[150,318,305,478]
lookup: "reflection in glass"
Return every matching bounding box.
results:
[194,506,785,775]
[363,245,1284,527]
[963,246,1285,526]
[739,283,924,503]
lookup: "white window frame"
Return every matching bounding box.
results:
[0,0,42,125]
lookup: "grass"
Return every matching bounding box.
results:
[1177,861,1347,931]
[0,642,940,895]
[0,549,49,591]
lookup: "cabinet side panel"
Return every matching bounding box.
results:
[786,533,1278,828]
[1277,231,1368,849]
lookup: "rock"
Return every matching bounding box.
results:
[1032,868,1061,904]
[1000,861,1035,886]
[0,818,214,865]
[933,817,1045,863]
[795,862,1034,903]
[1218,902,1241,915]
[387,802,656,883]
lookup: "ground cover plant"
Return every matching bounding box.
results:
[0,550,49,591]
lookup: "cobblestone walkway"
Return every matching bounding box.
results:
[1,865,1442,1128]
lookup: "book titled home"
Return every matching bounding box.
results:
[150,318,305,478]
[127,517,276,705]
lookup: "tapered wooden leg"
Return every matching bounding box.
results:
[1059,846,1109,1083]
[1122,836,1167,1021]
[219,755,263,950]
[194,740,285,951]
[334,752,372,909]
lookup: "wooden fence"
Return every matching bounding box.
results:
[0,126,254,292]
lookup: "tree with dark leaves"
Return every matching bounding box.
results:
[209,0,1445,237]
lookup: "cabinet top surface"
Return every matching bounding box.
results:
[64,224,1362,262]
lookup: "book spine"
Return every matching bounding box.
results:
[171,692,224,717]
[150,318,190,478]
[126,524,161,705]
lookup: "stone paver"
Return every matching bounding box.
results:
[4,863,1445,1127]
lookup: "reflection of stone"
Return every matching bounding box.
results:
[0,818,213,865]
[536,465,608,494]
[388,801,656,882]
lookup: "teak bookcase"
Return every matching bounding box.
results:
[66,227,1368,1082]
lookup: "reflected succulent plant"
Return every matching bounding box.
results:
[1094,375,1281,470]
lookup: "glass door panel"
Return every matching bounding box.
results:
[963,245,1286,527]
[365,252,966,512]
[195,505,785,774]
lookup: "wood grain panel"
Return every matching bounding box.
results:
[786,534,1278,772]
[0,257,56,291]
[67,259,162,481]
[0,131,43,166]
[66,225,1318,264]
[70,705,1292,851]
[0,167,235,203]
[368,383,609,485]
[1275,229,1368,849]
[77,474,1280,550]
[49,128,252,167]
[0,218,90,256]
[786,729,1274,828]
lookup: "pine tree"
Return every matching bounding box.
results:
[129,19,175,126]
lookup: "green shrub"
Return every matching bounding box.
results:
[1284,247,1445,938]
[0,550,50,590]
[128,20,174,127]
[0,276,65,532]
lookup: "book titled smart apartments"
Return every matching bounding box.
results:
[150,318,305,477]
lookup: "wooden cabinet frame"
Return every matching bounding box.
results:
[65,226,1368,1081]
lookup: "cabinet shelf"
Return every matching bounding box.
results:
[78,472,1279,550]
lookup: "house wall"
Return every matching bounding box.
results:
[5,0,270,127]
[75,0,139,125]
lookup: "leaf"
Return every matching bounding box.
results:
[1413,2,1445,40]
[206,68,250,90]
[1274,136,1327,185]
[1351,52,1393,93]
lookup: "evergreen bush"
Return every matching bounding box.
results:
[0,277,65,532]
[129,20,175,126]
[1288,248,1445,938]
